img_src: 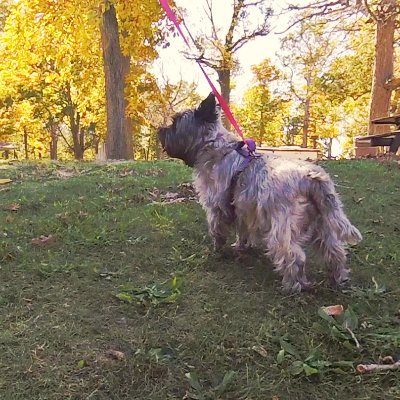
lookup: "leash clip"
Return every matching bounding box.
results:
[245,138,257,157]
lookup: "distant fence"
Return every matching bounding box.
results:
[257,146,320,161]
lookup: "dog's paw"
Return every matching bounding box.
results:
[231,241,251,253]
[212,236,227,252]
[329,268,351,289]
[282,280,316,295]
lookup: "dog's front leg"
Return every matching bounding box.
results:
[232,217,251,252]
[206,207,232,252]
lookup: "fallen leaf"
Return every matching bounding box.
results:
[162,192,180,200]
[252,345,268,358]
[352,196,365,204]
[381,355,395,364]
[2,203,20,211]
[323,304,344,316]
[119,168,137,177]
[144,167,164,177]
[31,235,56,246]
[56,169,79,178]
[105,349,125,361]
[0,178,12,185]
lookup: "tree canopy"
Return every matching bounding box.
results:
[0,0,399,160]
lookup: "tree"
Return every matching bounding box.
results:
[99,0,167,159]
[0,0,106,160]
[285,0,400,134]
[188,0,272,128]
[0,0,11,31]
[100,1,132,160]
[0,0,167,160]
[368,0,397,134]
[315,27,374,151]
[235,59,289,146]
[279,20,341,147]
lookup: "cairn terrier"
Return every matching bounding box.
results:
[158,93,362,293]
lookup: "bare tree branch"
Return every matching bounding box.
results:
[228,27,270,52]
[204,0,219,41]
[385,77,400,91]
[225,0,244,47]
[185,52,220,69]
[363,0,378,22]
[57,125,74,152]
[277,0,367,34]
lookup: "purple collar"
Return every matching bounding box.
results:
[235,139,261,167]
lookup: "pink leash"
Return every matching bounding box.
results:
[159,0,250,146]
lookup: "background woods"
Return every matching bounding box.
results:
[0,0,400,160]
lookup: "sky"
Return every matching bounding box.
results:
[154,0,296,102]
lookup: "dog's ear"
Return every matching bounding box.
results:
[195,92,218,122]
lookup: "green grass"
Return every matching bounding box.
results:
[0,159,399,400]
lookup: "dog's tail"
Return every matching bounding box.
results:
[307,170,362,245]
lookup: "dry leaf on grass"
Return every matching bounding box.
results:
[31,235,56,246]
[105,349,125,361]
[252,345,268,358]
[322,304,344,316]
[23,298,33,309]
[0,178,12,185]
[119,168,138,177]
[2,203,20,211]
[56,169,79,178]
[352,196,365,204]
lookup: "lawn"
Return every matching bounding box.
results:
[0,159,399,400]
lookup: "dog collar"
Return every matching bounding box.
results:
[235,140,262,166]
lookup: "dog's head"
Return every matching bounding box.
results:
[158,93,221,167]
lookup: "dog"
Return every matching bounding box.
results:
[158,93,362,293]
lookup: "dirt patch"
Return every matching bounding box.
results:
[149,182,197,204]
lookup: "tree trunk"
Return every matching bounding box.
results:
[23,128,28,160]
[217,68,231,130]
[100,2,133,160]
[259,111,265,146]
[368,0,396,134]
[49,123,58,160]
[327,137,333,159]
[302,97,311,148]
[70,112,84,160]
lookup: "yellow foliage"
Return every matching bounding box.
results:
[0,0,170,159]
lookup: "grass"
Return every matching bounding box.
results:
[0,159,399,400]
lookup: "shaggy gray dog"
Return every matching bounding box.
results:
[159,93,362,293]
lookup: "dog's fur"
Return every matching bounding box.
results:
[159,93,362,293]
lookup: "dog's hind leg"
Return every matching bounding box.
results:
[266,215,311,293]
[314,233,350,287]
[308,171,362,245]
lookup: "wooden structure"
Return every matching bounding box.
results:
[354,115,400,157]
[258,145,320,161]
[0,142,17,159]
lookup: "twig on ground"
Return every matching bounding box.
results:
[357,360,400,374]
[346,327,361,349]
